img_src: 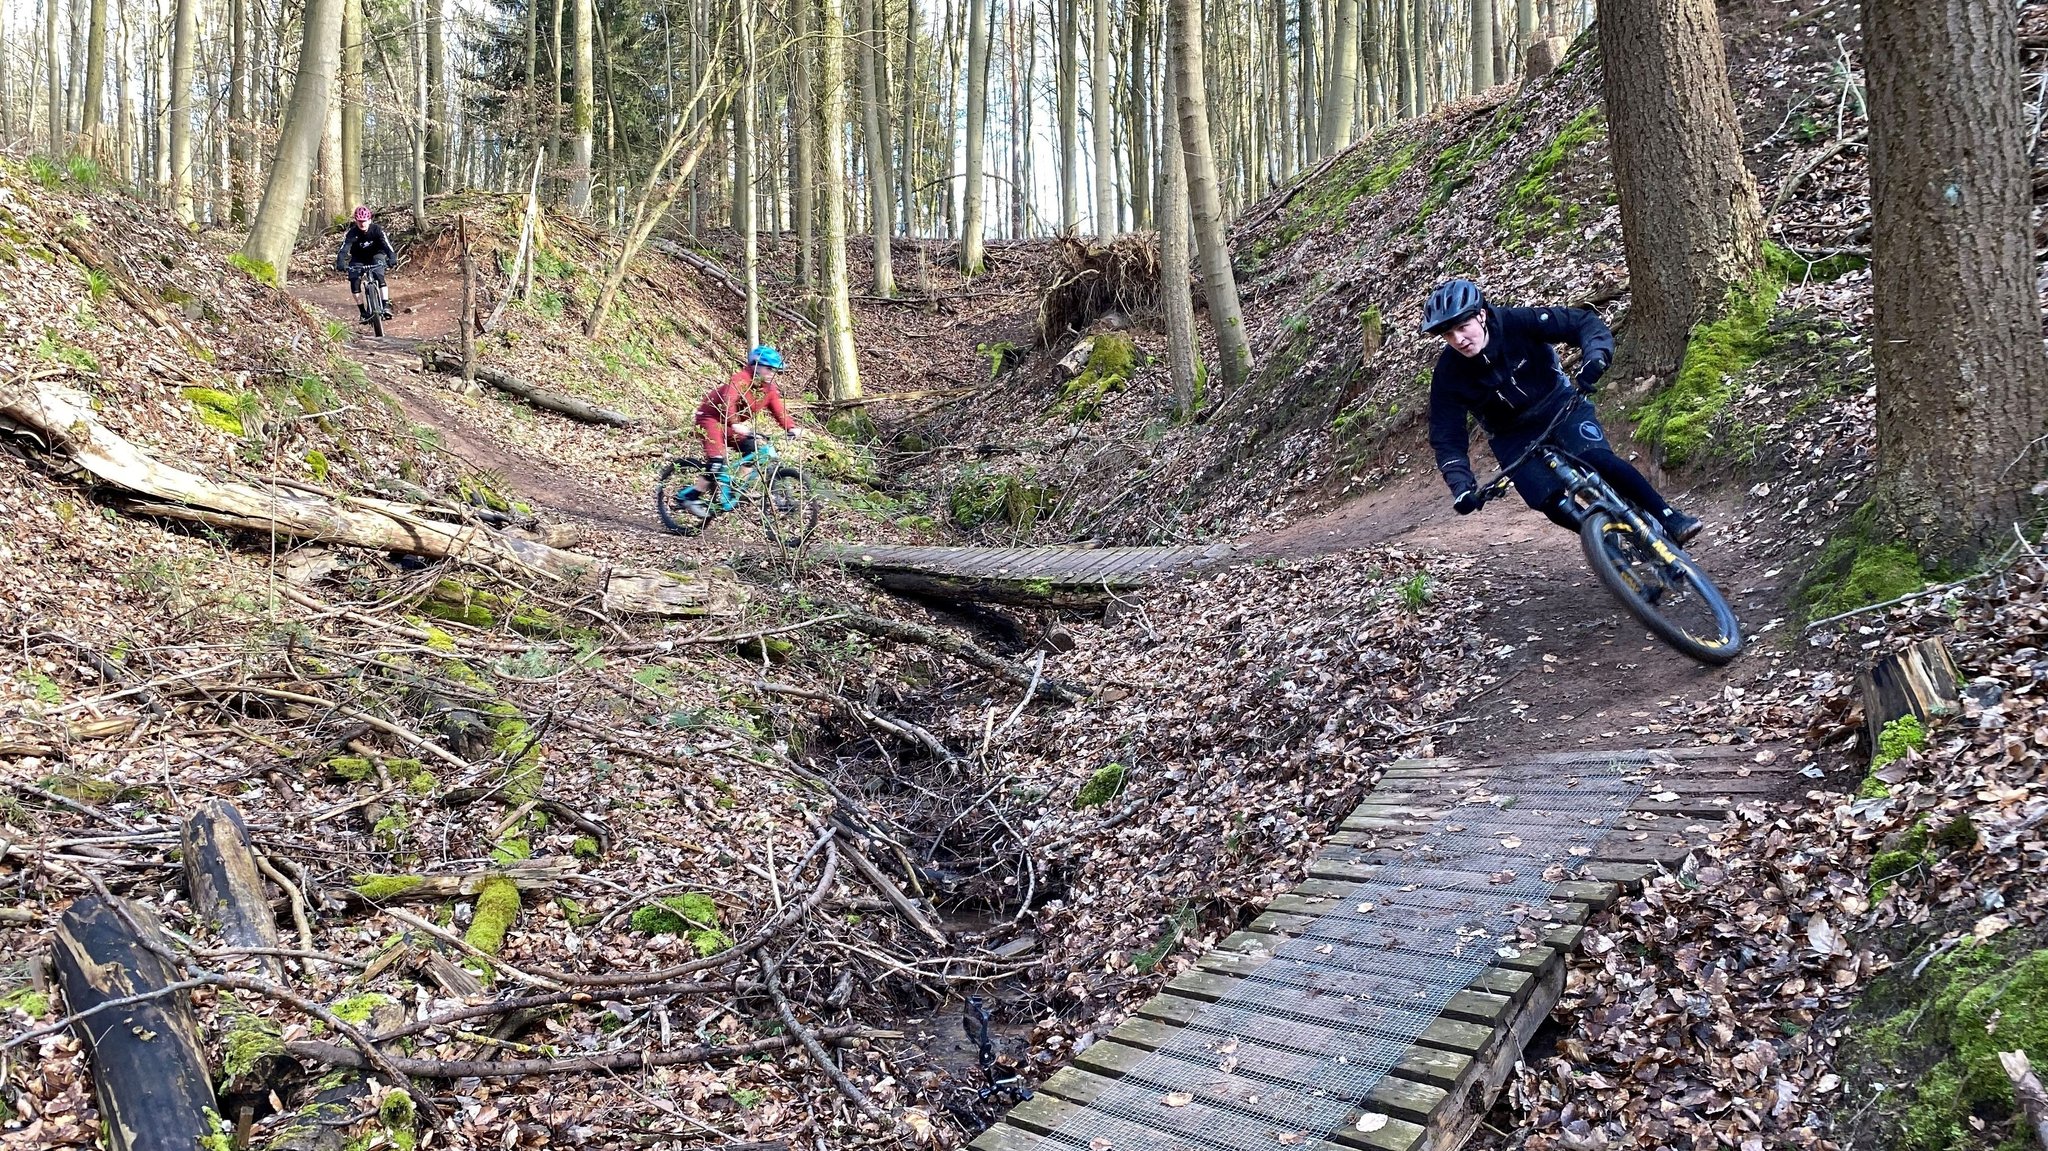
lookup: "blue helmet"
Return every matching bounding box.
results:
[746,345,785,370]
[1421,279,1486,334]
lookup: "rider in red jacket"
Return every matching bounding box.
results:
[680,346,802,518]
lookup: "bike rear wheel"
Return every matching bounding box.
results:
[759,465,817,548]
[1579,509,1743,665]
[654,458,710,536]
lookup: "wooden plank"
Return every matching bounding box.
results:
[1024,1065,1425,1151]
[1065,1037,1445,1151]
[1099,1013,1476,1094]
[969,1120,1067,1151]
[1136,987,1498,1058]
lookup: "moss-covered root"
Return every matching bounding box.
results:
[628,893,733,955]
[463,876,520,956]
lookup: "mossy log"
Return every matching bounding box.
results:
[1859,638,1962,755]
[345,856,580,906]
[0,379,741,619]
[182,799,285,979]
[50,896,218,1151]
[424,348,638,427]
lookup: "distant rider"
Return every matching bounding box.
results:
[680,346,803,519]
[334,206,396,323]
[1422,278,1702,544]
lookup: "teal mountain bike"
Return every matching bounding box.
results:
[654,435,817,546]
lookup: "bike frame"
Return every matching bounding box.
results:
[1477,395,1683,562]
[710,438,779,513]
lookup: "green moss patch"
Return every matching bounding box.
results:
[220,1008,285,1079]
[1499,109,1606,246]
[464,875,520,956]
[227,252,279,288]
[1075,763,1127,809]
[0,988,51,1018]
[331,992,394,1027]
[1796,501,1932,622]
[949,466,1058,532]
[1875,715,1929,767]
[1630,263,1785,468]
[183,387,259,437]
[1417,108,1526,226]
[1061,333,1144,421]
[422,579,565,637]
[628,893,732,954]
[349,874,426,902]
[1842,942,2048,1149]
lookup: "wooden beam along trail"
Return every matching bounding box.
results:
[969,747,1799,1151]
[822,542,1236,606]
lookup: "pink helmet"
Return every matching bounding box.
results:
[353,205,372,224]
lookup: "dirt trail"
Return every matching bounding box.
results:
[299,264,1778,762]
[1253,471,1781,761]
[296,269,668,545]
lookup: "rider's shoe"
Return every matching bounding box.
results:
[678,491,712,521]
[1660,510,1703,545]
[357,303,372,322]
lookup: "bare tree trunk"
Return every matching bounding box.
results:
[569,0,593,212]
[79,0,105,153]
[820,0,862,398]
[228,0,247,220]
[1167,0,1249,390]
[1089,0,1113,239]
[1518,0,1535,46]
[740,0,760,345]
[898,0,918,236]
[1598,0,1764,383]
[1866,0,2048,567]
[792,0,816,288]
[340,0,361,212]
[1160,57,1197,419]
[857,0,894,293]
[242,0,343,280]
[1470,0,1494,90]
[426,0,446,192]
[959,0,989,271]
[1127,0,1150,228]
[548,0,564,194]
[1057,0,1078,231]
[412,0,428,224]
[168,0,196,219]
[1320,0,1356,150]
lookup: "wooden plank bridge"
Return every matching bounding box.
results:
[971,745,1797,1151]
[821,542,1237,607]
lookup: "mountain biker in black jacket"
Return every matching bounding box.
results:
[334,206,396,323]
[1422,278,1702,544]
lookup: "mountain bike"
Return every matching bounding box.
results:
[1474,399,1744,665]
[653,434,817,547]
[349,262,392,337]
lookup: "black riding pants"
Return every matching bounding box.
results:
[1489,396,1672,531]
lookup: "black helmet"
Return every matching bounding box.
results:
[1421,279,1486,334]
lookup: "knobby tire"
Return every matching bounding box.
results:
[367,279,385,337]
[1578,509,1743,666]
[653,458,709,536]
[760,465,817,548]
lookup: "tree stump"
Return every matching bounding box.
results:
[51,896,218,1151]
[1524,35,1570,81]
[183,798,285,978]
[1858,637,1963,750]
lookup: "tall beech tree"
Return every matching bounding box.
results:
[1865,0,2048,566]
[1597,0,1764,385]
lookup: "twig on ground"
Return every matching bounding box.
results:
[761,955,912,1139]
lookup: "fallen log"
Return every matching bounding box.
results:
[50,896,218,1151]
[182,799,285,979]
[424,348,638,427]
[254,998,409,1151]
[345,856,581,905]
[0,379,740,618]
[284,1025,864,1079]
[839,608,1084,703]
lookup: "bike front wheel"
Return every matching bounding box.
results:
[760,465,818,548]
[366,278,386,337]
[1579,509,1743,665]
[654,458,710,536]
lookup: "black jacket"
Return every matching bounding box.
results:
[1427,304,1614,494]
[336,223,395,270]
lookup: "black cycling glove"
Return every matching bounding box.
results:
[1575,350,1610,395]
[1452,487,1483,516]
